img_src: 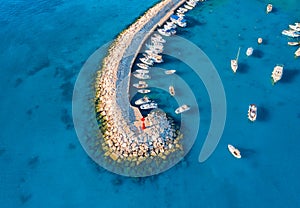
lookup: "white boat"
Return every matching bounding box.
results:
[145,49,159,55]
[184,4,194,10]
[137,63,149,70]
[186,0,197,7]
[151,36,166,43]
[133,81,148,89]
[282,30,300,38]
[170,15,187,27]
[175,104,190,114]
[295,47,300,57]
[289,23,300,32]
[157,28,172,37]
[140,57,154,66]
[287,41,300,46]
[140,102,157,110]
[164,22,177,29]
[165,69,176,75]
[143,53,163,63]
[135,96,150,105]
[146,44,163,54]
[231,47,241,73]
[228,144,241,159]
[169,85,175,96]
[138,89,151,94]
[133,73,151,80]
[135,69,149,74]
[266,4,273,13]
[178,7,188,13]
[247,104,257,122]
[246,47,254,56]
[271,65,283,84]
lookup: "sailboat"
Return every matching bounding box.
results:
[231,47,241,73]
[169,85,175,96]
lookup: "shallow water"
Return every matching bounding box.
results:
[1,0,300,207]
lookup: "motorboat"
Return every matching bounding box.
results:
[186,0,197,8]
[137,63,150,70]
[177,7,188,13]
[133,81,148,89]
[295,47,300,57]
[271,64,283,84]
[139,57,154,66]
[169,85,175,96]
[133,72,151,80]
[135,96,150,105]
[165,69,176,75]
[170,15,187,27]
[135,69,149,74]
[138,89,151,94]
[151,36,166,43]
[246,47,254,56]
[287,41,300,46]
[143,53,163,63]
[140,102,158,110]
[228,144,241,159]
[157,28,172,37]
[175,104,190,114]
[146,44,164,54]
[231,47,241,73]
[266,4,273,13]
[184,4,194,10]
[145,49,159,55]
[164,22,177,29]
[176,12,185,18]
[282,30,300,38]
[289,22,300,32]
[247,104,257,122]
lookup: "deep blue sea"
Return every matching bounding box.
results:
[1,0,300,207]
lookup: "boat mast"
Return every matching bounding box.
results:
[236,47,241,61]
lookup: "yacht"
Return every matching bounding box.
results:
[135,96,150,105]
[228,144,241,159]
[175,104,190,114]
[140,57,154,66]
[170,15,187,27]
[295,47,300,57]
[287,41,300,46]
[138,89,151,94]
[231,47,241,73]
[151,36,166,44]
[137,63,150,70]
[133,81,148,89]
[140,102,158,110]
[271,65,283,84]
[165,69,176,75]
[247,104,257,122]
[186,0,197,8]
[289,22,300,32]
[133,72,151,80]
[246,47,254,56]
[169,85,175,96]
[135,69,149,74]
[184,4,194,10]
[282,30,300,38]
[266,4,273,13]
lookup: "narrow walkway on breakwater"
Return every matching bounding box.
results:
[94,0,187,175]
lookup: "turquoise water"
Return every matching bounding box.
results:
[1,0,300,207]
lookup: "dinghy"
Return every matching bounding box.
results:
[228,144,241,159]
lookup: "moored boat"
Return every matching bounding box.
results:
[282,30,300,38]
[271,64,283,84]
[138,89,151,94]
[169,85,175,96]
[289,22,300,31]
[184,4,194,10]
[140,57,154,66]
[247,104,257,122]
[133,72,151,80]
[231,47,241,73]
[295,47,300,57]
[137,63,150,69]
[175,104,190,114]
[140,102,158,110]
[135,96,150,105]
[133,81,148,89]
[135,69,149,74]
[228,144,241,159]
[266,4,273,13]
[288,41,300,46]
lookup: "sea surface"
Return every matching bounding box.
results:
[1,0,300,207]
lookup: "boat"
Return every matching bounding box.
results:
[139,57,154,66]
[169,85,175,96]
[140,102,158,110]
[146,44,164,54]
[266,4,273,13]
[135,96,150,105]
[287,41,300,46]
[282,30,300,38]
[151,36,166,43]
[138,89,151,94]
[178,7,188,13]
[170,15,187,27]
[157,28,174,37]
[133,73,151,80]
[133,81,148,89]
[289,22,300,31]
[271,64,283,84]
[247,104,257,122]
[295,47,300,57]
[135,69,149,74]
[175,104,190,114]
[186,0,197,7]
[143,53,163,63]
[137,63,149,70]
[246,47,254,56]
[165,69,176,75]
[231,47,241,73]
[227,144,241,159]
[184,4,194,10]
[164,22,177,29]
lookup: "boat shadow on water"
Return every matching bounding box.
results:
[237,62,249,73]
[257,106,270,122]
[252,49,264,58]
[238,147,256,159]
[280,69,300,84]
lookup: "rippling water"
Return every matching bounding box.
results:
[0,0,299,207]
